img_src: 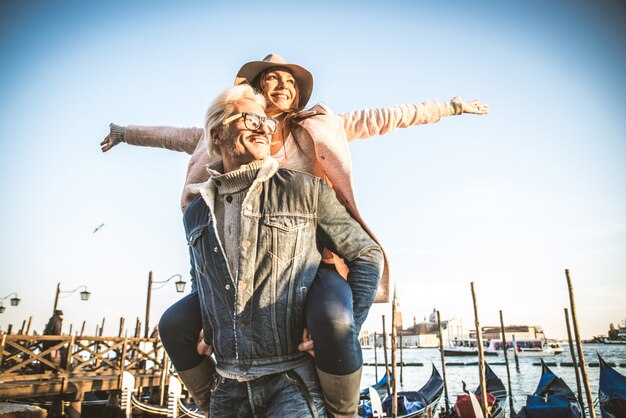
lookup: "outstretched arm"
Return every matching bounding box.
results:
[341,97,490,142]
[100,123,204,155]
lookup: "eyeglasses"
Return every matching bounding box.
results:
[222,112,278,134]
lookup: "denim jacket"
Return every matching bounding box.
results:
[184,158,383,378]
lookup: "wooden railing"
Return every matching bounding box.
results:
[0,334,169,400]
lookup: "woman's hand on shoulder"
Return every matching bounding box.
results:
[298,327,315,357]
[196,329,213,356]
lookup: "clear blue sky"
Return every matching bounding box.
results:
[1,0,624,340]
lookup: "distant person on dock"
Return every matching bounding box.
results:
[44,310,64,336]
[42,310,65,370]
[170,83,383,417]
[102,54,489,417]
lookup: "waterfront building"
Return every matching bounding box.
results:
[394,308,466,348]
[470,325,546,341]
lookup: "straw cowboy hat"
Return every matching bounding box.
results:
[234,54,313,109]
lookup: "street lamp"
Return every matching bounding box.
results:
[144,271,186,337]
[0,292,21,314]
[53,283,91,314]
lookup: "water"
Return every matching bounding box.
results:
[360,343,626,416]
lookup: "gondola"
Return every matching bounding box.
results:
[360,372,393,401]
[516,359,581,418]
[453,363,507,418]
[359,364,444,418]
[598,354,626,418]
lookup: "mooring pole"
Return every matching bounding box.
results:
[499,310,514,416]
[382,315,391,397]
[374,331,378,381]
[471,282,489,417]
[391,288,398,418]
[565,269,596,418]
[512,334,520,372]
[437,310,450,415]
[565,307,585,417]
[399,332,404,386]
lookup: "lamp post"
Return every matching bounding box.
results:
[52,283,91,314]
[144,271,186,337]
[0,292,21,314]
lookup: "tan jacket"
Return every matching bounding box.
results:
[124,98,462,302]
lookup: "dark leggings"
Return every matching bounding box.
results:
[158,292,205,371]
[158,264,361,375]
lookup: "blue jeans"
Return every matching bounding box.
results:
[210,360,326,417]
[159,265,362,375]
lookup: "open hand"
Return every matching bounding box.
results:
[100,135,115,152]
[462,99,490,115]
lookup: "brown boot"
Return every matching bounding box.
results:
[177,357,216,418]
[316,366,362,418]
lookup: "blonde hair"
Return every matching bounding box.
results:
[204,84,266,157]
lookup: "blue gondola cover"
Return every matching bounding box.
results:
[518,394,582,418]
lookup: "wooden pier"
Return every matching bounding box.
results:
[0,333,192,417]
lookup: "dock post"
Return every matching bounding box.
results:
[436,310,450,415]
[67,393,83,418]
[119,317,126,337]
[120,371,135,418]
[50,397,64,418]
[0,334,6,367]
[565,269,596,418]
[134,317,141,338]
[499,310,514,416]
[471,282,488,417]
[564,307,585,415]
[167,373,182,418]
[159,353,170,406]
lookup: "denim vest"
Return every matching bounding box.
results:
[184,158,383,379]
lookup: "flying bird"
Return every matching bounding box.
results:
[92,223,105,233]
